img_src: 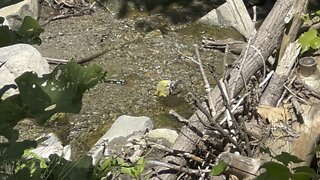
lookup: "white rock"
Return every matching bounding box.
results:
[88,115,153,164]
[0,44,50,99]
[198,1,255,39]
[146,128,178,147]
[31,133,71,161]
[0,0,39,30]
[198,3,236,27]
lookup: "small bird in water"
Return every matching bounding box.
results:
[155,80,181,97]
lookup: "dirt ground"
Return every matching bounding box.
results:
[20,2,244,157]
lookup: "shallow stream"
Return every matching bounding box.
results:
[20,2,244,156]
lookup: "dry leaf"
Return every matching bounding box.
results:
[257,105,292,125]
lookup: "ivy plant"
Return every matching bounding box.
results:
[0,16,44,47]
[0,61,106,178]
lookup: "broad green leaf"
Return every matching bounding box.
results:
[16,16,44,45]
[258,162,292,180]
[298,29,320,53]
[0,140,37,162]
[292,172,314,180]
[15,61,106,124]
[0,17,4,24]
[210,160,228,176]
[0,94,26,134]
[8,167,33,180]
[0,0,23,8]
[0,26,18,47]
[292,166,316,177]
[274,152,303,166]
[48,154,93,180]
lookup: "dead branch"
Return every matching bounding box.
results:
[259,41,301,106]
[151,1,294,179]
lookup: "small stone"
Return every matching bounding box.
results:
[146,128,178,147]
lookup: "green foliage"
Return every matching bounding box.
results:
[92,156,147,180]
[0,16,44,47]
[256,147,319,180]
[256,162,292,180]
[45,154,93,180]
[120,157,146,179]
[15,149,48,175]
[298,29,320,54]
[0,0,23,8]
[274,152,304,167]
[0,61,106,178]
[301,10,320,26]
[210,160,228,176]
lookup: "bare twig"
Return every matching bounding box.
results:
[41,8,93,27]
[44,57,69,65]
[149,160,211,175]
[259,70,274,88]
[210,67,252,156]
[191,94,245,155]
[231,37,253,98]
[169,110,189,124]
[277,76,296,107]
[283,85,309,105]
[223,44,230,82]
[219,92,250,125]
[194,46,216,115]
[291,97,304,123]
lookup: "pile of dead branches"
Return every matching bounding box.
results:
[146,0,320,179]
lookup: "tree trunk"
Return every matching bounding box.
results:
[152,1,294,179]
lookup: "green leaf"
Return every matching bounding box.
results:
[0,0,23,8]
[136,157,146,175]
[292,172,314,180]
[0,140,37,162]
[210,160,228,176]
[0,25,18,47]
[94,157,118,178]
[298,29,320,53]
[257,162,292,180]
[293,166,315,174]
[16,16,44,45]
[15,61,106,124]
[274,152,303,166]
[121,167,136,177]
[8,167,33,180]
[0,94,27,139]
[47,154,93,180]
[0,17,4,24]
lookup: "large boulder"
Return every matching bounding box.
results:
[0,44,50,99]
[0,0,39,30]
[88,115,153,164]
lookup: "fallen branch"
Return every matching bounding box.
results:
[151,1,294,179]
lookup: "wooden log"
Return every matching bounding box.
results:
[278,0,309,60]
[217,152,261,179]
[151,1,294,179]
[259,41,301,106]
